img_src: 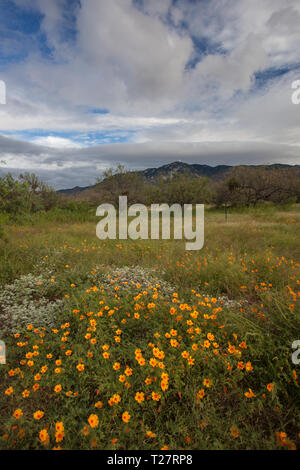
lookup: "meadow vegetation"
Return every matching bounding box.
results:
[0,203,300,450]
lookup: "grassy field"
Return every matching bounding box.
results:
[0,205,300,450]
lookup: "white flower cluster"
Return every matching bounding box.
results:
[0,273,64,335]
[90,265,177,299]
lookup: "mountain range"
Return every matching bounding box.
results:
[58,161,300,195]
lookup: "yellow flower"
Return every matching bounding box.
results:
[122,411,131,423]
[55,430,65,443]
[125,367,133,376]
[76,363,85,371]
[244,388,256,398]
[149,357,158,367]
[187,356,195,366]
[113,394,121,404]
[13,408,23,419]
[161,380,168,391]
[88,414,99,428]
[230,426,239,438]
[135,392,145,403]
[54,384,62,393]
[55,422,64,432]
[39,429,49,445]
[196,389,205,401]
[33,410,44,420]
[203,378,211,388]
[151,391,161,401]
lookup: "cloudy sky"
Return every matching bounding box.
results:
[0,0,300,189]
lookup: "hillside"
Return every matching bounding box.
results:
[58,161,300,195]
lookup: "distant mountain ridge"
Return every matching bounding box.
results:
[58,161,300,195]
[140,161,232,180]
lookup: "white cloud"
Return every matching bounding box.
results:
[188,33,268,100]
[75,0,193,109]
[32,136,83,149]
[139,0,173,18]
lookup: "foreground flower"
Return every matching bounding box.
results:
[230,426,239,438]
[88,414,99,428]
[135,392,145,403]
[13,408,23,419]
[55,430,65,443]
[152,391,161,401]
[39,429,49,445]
[203,378,211,388]
[56,422,64,433]
[122,411,131,423]
[276,432,296,450]
[196,389,205,401]
[33,410,44,420]
[244,388,256,398]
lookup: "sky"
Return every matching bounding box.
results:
[0,0,300,189]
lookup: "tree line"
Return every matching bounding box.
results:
[86,164,300,207]
[0,165,300,220]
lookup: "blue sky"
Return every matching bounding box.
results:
[0,0,300,188]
